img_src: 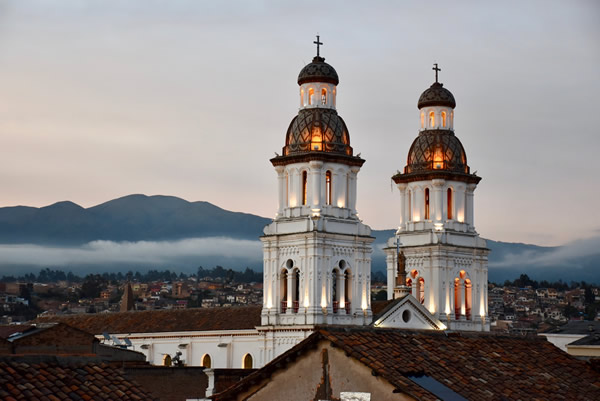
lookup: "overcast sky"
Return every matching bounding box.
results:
[0,0,599,247]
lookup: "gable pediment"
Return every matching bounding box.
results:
[372,295,445,331]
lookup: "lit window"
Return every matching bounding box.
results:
[441,111,447,127]
[300,89,304,106]
[326,171,332,205]
[308,88,314,105]
[420,111,425,128]
[302,171,308,205]
[321,88,327,105]
[424,188,430,220]
[429,111,435,127]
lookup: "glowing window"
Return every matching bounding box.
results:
[465,279,472,320]
[300,89,304,106]
[447,188,453,220]
[326,171,332,205]
[201,354,212,368]
[424,188,430,220]
[243,353,253,369]
[441,111,447,127]
[321,88,327,105]
[420,111,425,128]
[302,171,308,205]
[308,88,314,105]
[429,111,435,127]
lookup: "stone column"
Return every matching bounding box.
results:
[432,179,444,225]
[275,166,286,217]
[397,183,407,227]
[455,184,466,223]
[349,167,360,214]
[466,183,476,229]
[309,161,323,210]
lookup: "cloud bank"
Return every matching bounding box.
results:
[0,237,262,270]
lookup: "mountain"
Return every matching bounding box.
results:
[0,194,270,245]
[0,194,598,283]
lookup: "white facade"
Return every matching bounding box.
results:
[384,77,490,332]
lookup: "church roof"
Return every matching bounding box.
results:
[36,306,262,335]
[404,129,469,174]
[213,327,600,401]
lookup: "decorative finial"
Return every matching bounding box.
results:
[314,34,323,58]
[433,63,441,83]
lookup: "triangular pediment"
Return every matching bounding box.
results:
[372,294,445,330]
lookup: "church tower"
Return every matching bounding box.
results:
[384,65,489,331]
[261,37,374,326]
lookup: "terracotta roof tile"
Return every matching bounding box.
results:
[213,327,600,400]
[36,306,262,334]
[0,359,157,400]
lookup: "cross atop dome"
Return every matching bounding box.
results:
[313,35,323,58]
[432,63,441,83]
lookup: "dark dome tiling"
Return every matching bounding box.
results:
[405,130,468,174]
[283,108,352,156]
[418,82,456,109]
[298,56,339,86]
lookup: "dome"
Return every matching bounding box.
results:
[418,82,456,109]
[298,56,339,86]
[282,108,352,156]
[405,130,469,174]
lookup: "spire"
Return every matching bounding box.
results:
[120,283,135,312]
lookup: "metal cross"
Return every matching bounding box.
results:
[314,35,323,57]
[433,63,441,83]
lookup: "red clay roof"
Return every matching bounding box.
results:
[0,359,158,400]
[214,327,600,401]
[36,306,262,334]
[0,325,34,340]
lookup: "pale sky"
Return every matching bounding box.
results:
[0,0,599,246]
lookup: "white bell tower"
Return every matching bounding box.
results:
[384,64,490,332]
[261,37,374,327]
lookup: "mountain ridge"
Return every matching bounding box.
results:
[0,194,597,283]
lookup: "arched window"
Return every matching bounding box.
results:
[201,354,212,368]
[242,353,253,369]
[292,268,300,313]
[447,188,453,220]
[300,89,304,107]
[332,268,339,313]
[344,269,351,313]
[308,88,314,105]
[420,111,425,128]
[321,88,327,105]
[302,171,308,205]
[418,277,425,304]
[280,268,288,312]
[162,354,172,366]
[326,171,332,205]
[424,188,430,220]
[429,111,435,127]
[441,111,447,127]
